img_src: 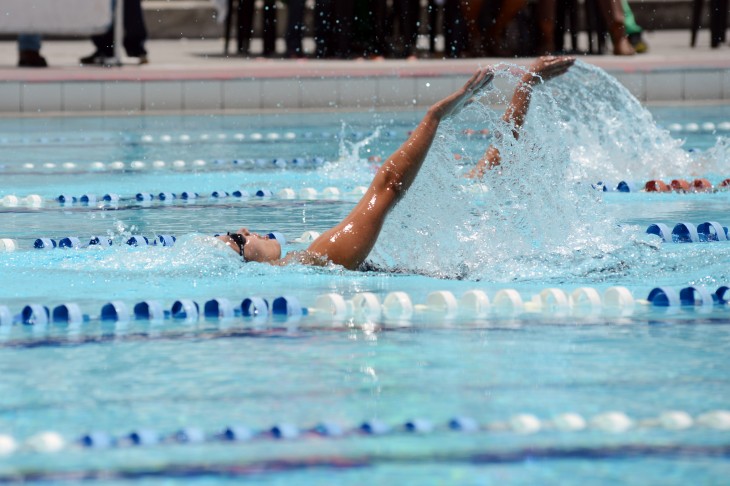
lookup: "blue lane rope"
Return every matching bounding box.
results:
[1,409,727,459]
[4,230,292,251]
[2,285,729,329]
[0,186,369,213]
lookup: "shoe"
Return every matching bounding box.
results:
[18,50,47,68]
[628,33,648,54]
[80,51,113,66]
[138,55,149,65]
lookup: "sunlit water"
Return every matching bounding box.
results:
[0,61,728,483]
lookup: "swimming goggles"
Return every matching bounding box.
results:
[226,232,248,262]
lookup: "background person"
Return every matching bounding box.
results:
[80,0,149,65]
[17,34,46,67]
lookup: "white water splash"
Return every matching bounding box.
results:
[370,61,704,281]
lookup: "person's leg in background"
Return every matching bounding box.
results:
[401,0,422,57]
[81,0,148,64]
[122,0,149,62]
[285,0,306,57]
[596,0,634,54]
[443,0,468,57]
[262,0,278,56]
[484,0,527,55]
[622,0,647,52]
[461,0,486,55]
[371,0,390,58]
[236,0,256,55]
[535,0,556,54]
[332,1,354,58]
[18,34,47,68]
[314,0,334,58]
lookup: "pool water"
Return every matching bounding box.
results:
[0,63,728,483]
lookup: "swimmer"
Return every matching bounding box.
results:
[218,56,575,270]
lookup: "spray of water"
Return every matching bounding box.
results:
[369,61,711,282]
[552,62,696,181]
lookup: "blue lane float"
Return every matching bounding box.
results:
[127,430,160,447]
[21,304,50,325]
[58,237,81,249]
[697,221,728,241]
[716,286,730,304]
[678,286,716,308]
[79,194,96,205]
[89,236,112,247]
[672,222,700,243]
[126,236,149,247]
[646,221,729,243]
[79,432,113,449]
[241,297,269,318]
[133,301,167,321]
[171,300,199,321]
[204,298,236,319]
[221,425,254,442]
[272,296,307,318]
[647,287,681,307]
[154,235,176,247]
[52,303,88,325]
[33,238,57,249]
[100,301,130,322]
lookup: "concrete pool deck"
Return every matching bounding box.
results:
[0,30,728,114]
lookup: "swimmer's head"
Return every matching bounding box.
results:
[217,228,282,263]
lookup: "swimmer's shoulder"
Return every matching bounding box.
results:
[277,250,332,267]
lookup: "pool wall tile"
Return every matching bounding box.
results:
[339,78,377,108]
[684,71,722,100]
[183,81,223,110]
[0,83,21,112]
[22,83,62,113]
[103,82,143,112]
[222,79,262,110]
[614,72,646,101]
[144,81,183,111]
[378,77,418,108]
[299,79,339,109]
[261,79,300,109]
[414,77,453,105]
[63,82,103,112]
[723,70,730,99]
[645,72,683,101]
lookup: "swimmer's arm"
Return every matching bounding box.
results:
[468,56,575,178]
[304,69,494,270]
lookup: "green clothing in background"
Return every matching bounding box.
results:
[622,0,642,35]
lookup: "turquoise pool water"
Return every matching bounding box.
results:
[0,64,729,483]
